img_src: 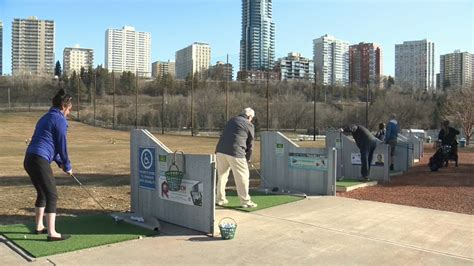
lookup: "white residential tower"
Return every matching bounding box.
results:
[105,26,151,77]
[313,34,349,86]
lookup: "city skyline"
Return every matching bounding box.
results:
[0,0,472,77]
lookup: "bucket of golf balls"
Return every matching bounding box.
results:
[218,217,237,240]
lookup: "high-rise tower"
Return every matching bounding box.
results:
[313,34,349,86]
[12,17,55,76]
[105,26,151,77]
[395,39,435,91]
[240,0,275,71]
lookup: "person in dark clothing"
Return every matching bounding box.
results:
[24,89,73,242]
[438,120,459,167]
[385,114,399,171]
[342,125,378,181]
[215,107,257,208]
[375,122,385,141]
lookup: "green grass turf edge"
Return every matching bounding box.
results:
[219,190,304,212]
[0,214,157,258]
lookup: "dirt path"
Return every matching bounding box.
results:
[338,146,474,215]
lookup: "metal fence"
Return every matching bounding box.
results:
[0,76,427,137]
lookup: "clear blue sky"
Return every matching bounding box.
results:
[1,0,472,76]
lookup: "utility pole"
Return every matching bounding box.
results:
[225,54,229,122]
[365,84,369,129]
[313,81,317,141]
[27,73,31,112]
[191,72,194,136]
[161,85,165,135]
[112,71,116,130]
[266,51,270,131]
[7,88,10,109]
[93,71,96,126]
[77,75,80,120]
[135,70,139,129]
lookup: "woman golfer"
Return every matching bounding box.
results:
[24,89,73,241]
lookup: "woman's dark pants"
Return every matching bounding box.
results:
[24,153,58,213]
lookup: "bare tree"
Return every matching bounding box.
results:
[443,86,473,145]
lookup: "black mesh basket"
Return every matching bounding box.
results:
[165,164,183,191]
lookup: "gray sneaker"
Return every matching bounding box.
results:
[241,201,258,208]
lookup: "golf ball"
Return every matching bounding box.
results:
[23,235,27,239]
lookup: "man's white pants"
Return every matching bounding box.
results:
[216,152,251,204]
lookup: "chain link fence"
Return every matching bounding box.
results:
[0,74,440,138]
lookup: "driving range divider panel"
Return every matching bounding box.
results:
[326,130,390,182]
[130,129,215,234]
[260,131,337,196]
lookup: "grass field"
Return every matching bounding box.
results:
[1,111,323,225]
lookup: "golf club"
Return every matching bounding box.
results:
[248,162,277,191]
[69,173,107,211]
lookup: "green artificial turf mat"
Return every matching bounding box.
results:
[220,190,304,212]
[336,179,367,187]
[0,214,157,258]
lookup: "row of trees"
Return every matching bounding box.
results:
[0,68,472,145]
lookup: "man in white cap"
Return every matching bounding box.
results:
[215,107,257,208]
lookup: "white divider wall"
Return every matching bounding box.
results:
[261,131,337,196]
[395,135,412,171]
[325,131,344,178]
[403,131,424,161]
[326,131,390,182]
[130,129,215,234]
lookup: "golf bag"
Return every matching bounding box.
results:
[428,145,452,172]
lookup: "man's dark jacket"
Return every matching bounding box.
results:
[438,127,460,146]
[349,125,377,149]
[216,115,254,161]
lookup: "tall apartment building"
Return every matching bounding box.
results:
[12,17,55,76]
[0,21,3,75]
[276,52,314,81]
[152,61,176,79]
[175,42,211,80]
[440,50,473,89]
[349,42,383,87]
[63,45,94,76]
[105,26,151,77]
[395,39,435,90]
[240,0,275,71]
[313,34,349,86]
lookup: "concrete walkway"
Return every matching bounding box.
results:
[2,197,473,265]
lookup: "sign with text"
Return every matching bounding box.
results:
[351,153,384,166]
[289,152,328,171]
[158,176,203,206]
[276,143,284,156]
[158,154,167,174]
[139,147,156,190]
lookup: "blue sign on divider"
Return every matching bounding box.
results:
[139,147,156,190]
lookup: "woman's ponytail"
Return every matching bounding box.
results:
[52,89,72,109]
